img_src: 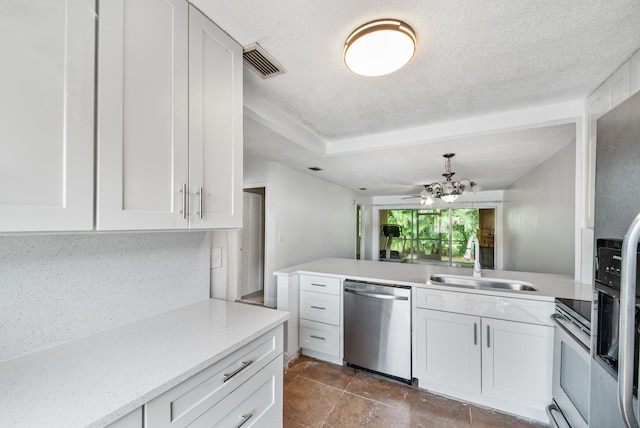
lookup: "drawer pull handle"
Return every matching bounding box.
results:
[234,413,253,428]
[223,360,253,382]
[310,305,326,310]
[310,335,326,341]
[311,283,327,287]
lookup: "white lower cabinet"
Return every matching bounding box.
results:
[299,319,341,356]
[300,290,340,325]
[145,325,283,428]
[481,318,553,409]
[415,289,553,421]
[107,407,143,428]
[415,309,481,395]
[188,356,282,428]
[298,275,342,364]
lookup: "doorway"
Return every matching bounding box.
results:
[356,203,364,259]
[239,187,265,305]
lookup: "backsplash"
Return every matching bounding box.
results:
[0,232,210,362]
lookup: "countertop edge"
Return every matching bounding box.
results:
[94,309,291,427]
[275,258,592,301]
[0,299,290,427]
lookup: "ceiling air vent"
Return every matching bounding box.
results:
[243,43,286,79]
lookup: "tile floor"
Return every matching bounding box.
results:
[239,290,264,306]
[284,356,548,428]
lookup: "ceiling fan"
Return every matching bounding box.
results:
[404,154,480,205]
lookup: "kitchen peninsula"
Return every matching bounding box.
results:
[275,257,591,422]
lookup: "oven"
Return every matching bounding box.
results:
[593,239,640,393]
[547,298,591,428]
[589,238,640,427]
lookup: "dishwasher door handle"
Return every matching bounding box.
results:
[344,288,409,300]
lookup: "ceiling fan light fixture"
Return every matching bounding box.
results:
[441,194,459,203]
[420,154,480,204]
[344,19,416,77]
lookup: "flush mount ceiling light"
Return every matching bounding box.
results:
[419,154,480,205]
[344,19,416,77]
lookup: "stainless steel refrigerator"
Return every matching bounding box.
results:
[590,90,640,428]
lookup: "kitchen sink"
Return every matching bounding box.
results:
[429,274,537,292]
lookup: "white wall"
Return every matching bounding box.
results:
[0,232,210,362]
[244,158,372,306]
[504,141,576,274]
[210,229,238,301]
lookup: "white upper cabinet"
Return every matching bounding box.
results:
[188,7,243,229]
[96,0,190,230]
[96,0,242,231]
[0,0,95,232]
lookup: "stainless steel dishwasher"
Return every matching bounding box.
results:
[343,280,411,383]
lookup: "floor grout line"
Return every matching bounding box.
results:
[319,389,347,428]
[292,373,353,393]
[285,357,547,428]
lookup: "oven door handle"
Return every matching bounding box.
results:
[551,313,589,354]
[618,212,640,428]
[546,402,569,428]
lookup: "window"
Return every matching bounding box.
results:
[379,208,494,269]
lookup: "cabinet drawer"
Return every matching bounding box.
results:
[299,319,340,356]
[416,288,554,325]
[145,325,283,427]
[300,291,340,325]
[187,355,283,428]
[300,274,341,295]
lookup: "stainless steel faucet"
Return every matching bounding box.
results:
[464,235,482,277]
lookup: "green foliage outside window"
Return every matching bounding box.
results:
[381,208,480,266]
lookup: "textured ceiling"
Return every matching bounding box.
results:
[192,0,640,196]
[244,116,577,195]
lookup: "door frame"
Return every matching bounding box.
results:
[239,183,275,307]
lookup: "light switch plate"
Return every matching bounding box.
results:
[212,247,222,269]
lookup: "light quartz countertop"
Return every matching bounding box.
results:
[0,299,289,427]
[275,258,592,302]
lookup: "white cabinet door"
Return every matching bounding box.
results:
[0,0,94,232]
[415,309,481,395]
[188,7,243,229]
[96,0,189,230]
[482,318,553,409]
